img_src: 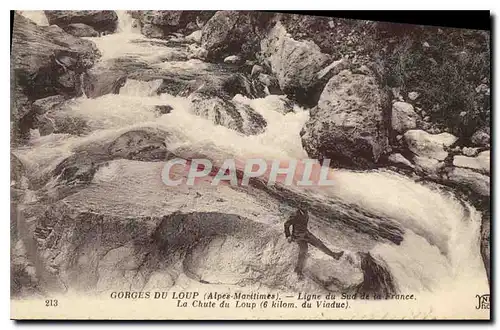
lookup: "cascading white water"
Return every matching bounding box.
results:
[15,10,488,297]
[115,10,139,34]
[18,10,48,26]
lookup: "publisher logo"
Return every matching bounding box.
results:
[475,294,490,310]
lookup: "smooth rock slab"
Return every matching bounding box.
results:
[404,130,458,161]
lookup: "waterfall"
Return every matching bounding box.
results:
[115,10,139,34]
[14,19,489,298]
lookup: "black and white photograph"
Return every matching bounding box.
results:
[10,10,491,320]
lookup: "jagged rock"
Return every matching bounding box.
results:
[254,95,295,115]
[391,102,418,134]
[20,159,369,295]
[256,73,281,95]
[154,105,173,115]
[388,153,414,169]
[316,58,349,81]
[201,11,272,60]
[251,64,264,77]
[462,147,479,157]
[403,130,458,161]
[186,30,202,43]
[44,10,118,33]
[140,23,164,39]
[408,91,420,100]
[137,11,215,38]
[62,23,99,37]
[11,13,100,139]
[31,96,90,136]
[187,93,267,135]
[453,151,490,174]
[301,69,389,169]
[471,127,490,147]
[260,21,330,106]
[444,167,490,197]
[223,55,242,64]
[413,156,444,178]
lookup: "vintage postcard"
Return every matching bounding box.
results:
[10,10,491,320]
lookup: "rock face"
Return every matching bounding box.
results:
[11,13,100,140]
[391,102,418,134]
[136,11,215,39]
[260,21,330,106]
[471,127,490,147]
[388,153,414,169]
[62,23,99,37]
[403,130,458,161]
[201,11,273,60]
[444,167,490,197]
[301,70,389,169]
[187,93,267,135]
[13,156,393,296]
[44,10,118,34]
[453,151,490,174]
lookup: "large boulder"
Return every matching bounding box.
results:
[470,127,490,147]
[11,13,100,140]
[391,101,418,134]
[137,11,215,39]
[452,150,490,175]
[403,130,458,161]
[444,167,490,197]
[201,11,273,60]
[260,21,331,106]
[301,69,390,169]
[187,93,267,135]
[44,10,118,33]
[62,23,99,37]
[14,159,369,296]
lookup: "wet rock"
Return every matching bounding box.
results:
[82,59,138,98]
[44,10,118,33]
[138,11,216,39]
[391,102,418,134]
[413,156,444,178]
[34,97,89,136]
[444,167,490,197]
[62,23,99,37]
[19,159,374,295]
[106,129,170,161]
[201,11,273,60]
[187,93,267,135]
[260,21,331,106]
[453,151,490,175]
[140,23,164,39]
[154,105,173,115]
[186,30,202,44]
[223,55,242,64]
[403,130,458,161]
[256,95,295,115]
[256,73,281,95]
[471,127,490,147]
[388,153,414,169]
[462,147,479,157]
[251,64,264,77]
[11,13,100,139]
[301,69,389,169]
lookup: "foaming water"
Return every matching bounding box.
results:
[14,10,488,296]
[18,10,48,26]
[116,10,139,34]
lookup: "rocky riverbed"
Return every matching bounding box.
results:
[11,11,490,299]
